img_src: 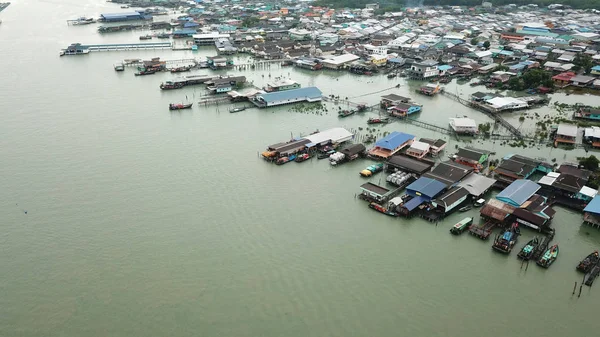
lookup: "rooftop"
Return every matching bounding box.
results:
[256,87,322,103]
[360,182,389,197]
[584,195,600,214]
[406,177,446,199]
[423,161,473,186]
[457,173,497,196]
[385,155,433,174]
[374,132,415,151]
[496,179,541,207]
[557,123,578,137]
[304,128,353,145]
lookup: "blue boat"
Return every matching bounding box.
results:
[492,223,520,254]
[517,237,540,260]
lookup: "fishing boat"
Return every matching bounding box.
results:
[317,150,335,159]
[295,153,311,162]
[338,110,356,118]
[229,106,246,113]
[492,223,520,254]
[170,65,192,73]
[356,104,368,112]
[576,251,599,273]
[160,81,185,90]
[113,62,124,71]
[169,103,193,110]
[368,203,397,217]
[450,217,473,235]
[517,237,540,260]
[157,33,170,39]
[458,205,472,212]
[275,157,290,165]
[139,35,153,40]
[537,244,559,268]
[71,17,95,25]
[439,77,451,84]
[367,117,389,124]
[474,198,486,207]
[134,69,156,76]
[470,82,481,87]
[387,73,397,79]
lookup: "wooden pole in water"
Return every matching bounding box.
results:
[520,259,525,269]
[525,260,529,271]
[573,282,577,295]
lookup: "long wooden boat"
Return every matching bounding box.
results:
[517,237,540,260]
[135,69,156,76]
[367,117,389,124]
[169,103,193,110]
[450,217,473,235]
[338,110,356,118]
[576,251,599,273]
[295,153,311,162]
[537,244,559,268]
[368,202,397,217]
[459,205,472,212]
[170,66,192,73]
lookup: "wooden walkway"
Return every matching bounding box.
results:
[441,91,525,140]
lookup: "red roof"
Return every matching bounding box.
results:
[552,72,576,81]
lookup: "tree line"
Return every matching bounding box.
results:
[313,0,600,10]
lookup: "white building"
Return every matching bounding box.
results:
[485,97,528,111]
[449,118,478,135]
[193,33,230,45]
[321,54,360,70]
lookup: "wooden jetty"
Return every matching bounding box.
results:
[531,229,555,261]
[401,118,452,135]
[468,221,496,240]
[123,58,198,67]
[79,42,173,52]
[441,91,524,140]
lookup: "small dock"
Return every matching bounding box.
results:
[468,221,496,240]
[531,229,555,261]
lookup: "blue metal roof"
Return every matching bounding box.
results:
[403,196,426,211]
[375,131,414,151]
[406,177,446,199]
[173,29,197,35]
[257,87,322,103]
[584,195,600,214]
[496,179,540,207]
[438,65,453,71]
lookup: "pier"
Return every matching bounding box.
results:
[76,42,173,52]
[468,221,496,240]
[441,91,524,140]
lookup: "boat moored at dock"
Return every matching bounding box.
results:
[368,202,398,217]
[450,217,473,235]
[576,251,599,273]
[169,103,193,110]
[367,117,390,124]
[295,153,311,162]
[517,237,540,260]
[135,69,157,76]
[360,163,383,177]
[536,244,559,268]
[492,223,521,254]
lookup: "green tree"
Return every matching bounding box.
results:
[573,53,594,73]
[470,38,478,46]
[579,155,600,171]
[483,41,491,49]
[242,17,259,28]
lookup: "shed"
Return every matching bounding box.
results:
[457,173,496,197]
[360,182,389,202]
[496,179,541,207]
[305,128,353,145]
[374,132,414,151]
[432,186,470,213]
[480,199,516,221]
[406,177,446,200]
[385,155,433,175]
[584,195,600,215]
[423,161,473,186]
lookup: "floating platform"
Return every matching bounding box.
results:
[468,221,496,240]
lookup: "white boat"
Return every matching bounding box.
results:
[71,17,95,25]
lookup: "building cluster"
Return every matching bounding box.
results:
[98,3,600,89]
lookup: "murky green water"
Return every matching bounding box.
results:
[1,1,600,336]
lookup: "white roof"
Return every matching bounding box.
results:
[450,117,477,128]
[544,61,561,68]
[323,53,360,65]
[474,50,493,58]
[538,175,557,186]
[585,126,600,139]
[409,141,430,152]
[557,123,578,137]
[579,186,598,198]
[193,32,230,39]
[305,127,353,145]
[548,172,561,178]
[486,97,526,108]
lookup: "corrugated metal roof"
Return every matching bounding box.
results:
[257,87,322,103]
[305,128,353,145]
[457,173,496,196]
[375,131,415,151]
[585,196,600,214]
[402,195,426,211]
[496,179,541,206]
[406,177,446,199]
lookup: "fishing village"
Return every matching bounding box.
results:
[57,0,600,293]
